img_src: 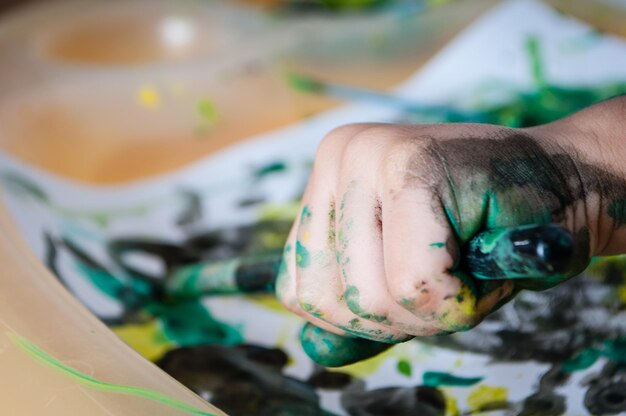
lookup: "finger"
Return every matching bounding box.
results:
[275,211,347,336]
[294,193,409,343]
[300,322,393,367]
[467,224,590,290]
[277,123,392,338]
[382,185,514,332]
[336,177,439,337]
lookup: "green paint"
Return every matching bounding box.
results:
[75,261,125,300]
[328,206,336,246]
[466,224,588,290]
[396,359,412,377]
[286,73,325,94]
[300,323,392,367]
[275,243,292,296]
[8,332,217,416]
[345,285,388,323]
[153,301,242,347]
[526,36,547,88]
[254,162,287,179]
[422,371,483,387]
[1,172,49,202]
[296,241,311,268]
[561,348,600,373]
[399,297,415,311]
[300,205,312,224]
[301,302,315,312]
[197,99,218,124]
[429,242,446,248]
[601,337,626,364]
[608,199,626,225]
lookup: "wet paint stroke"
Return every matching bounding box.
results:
[422,371,483,387]
[429,242,446,248]
[7,332,217,416]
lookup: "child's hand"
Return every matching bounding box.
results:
[276,97,626,342]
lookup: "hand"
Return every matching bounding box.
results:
[276,96,626,345]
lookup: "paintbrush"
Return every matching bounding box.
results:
[167,223,580,367]
[286,73,489,122]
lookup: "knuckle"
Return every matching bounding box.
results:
[382,139,423,182]
[388,274,430,305]
[317,123,368,157]
[344,286,389,323]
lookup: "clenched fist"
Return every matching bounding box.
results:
[276,96,626,353]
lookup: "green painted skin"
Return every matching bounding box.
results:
[429,242,446,248]
[422,371,483,387]
[296,241,311,268]
[300,323,392,367]
[288,40,626,367]
[345,285,389,323]
[8,332,217,416]
[466,224,588,290]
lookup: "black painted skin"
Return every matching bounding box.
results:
[410,132,626,292]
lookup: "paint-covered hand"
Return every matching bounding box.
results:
[276,100,626,347]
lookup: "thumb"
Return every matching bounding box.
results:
[300,224,590,368]
[466,224,590,290]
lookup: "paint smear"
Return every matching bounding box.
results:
[467,385,508,411]
[8,332,217,416]
[113,320,174,362]
[561,348,600,373]
[422,371,482,387]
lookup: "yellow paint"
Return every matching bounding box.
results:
[467,385,508,411]
[454,357,463,368]
[442,390,460,416]
[617,284,626,304]
[258,202,300,222]
[249,294,290,314]
[456,285,478,317]
[303,231,310,243]
[138,85,161,109]
[258,232,287,250]
[113,320,173,361]
[335,347,396,377]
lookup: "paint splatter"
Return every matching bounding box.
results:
[422,371,483,387]
[296,240,311,268]
[8,332,217,416]
[197,99,218,124]
[396,359,412,377]
[138,85,161,109]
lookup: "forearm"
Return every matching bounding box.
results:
[528,95,626,256]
